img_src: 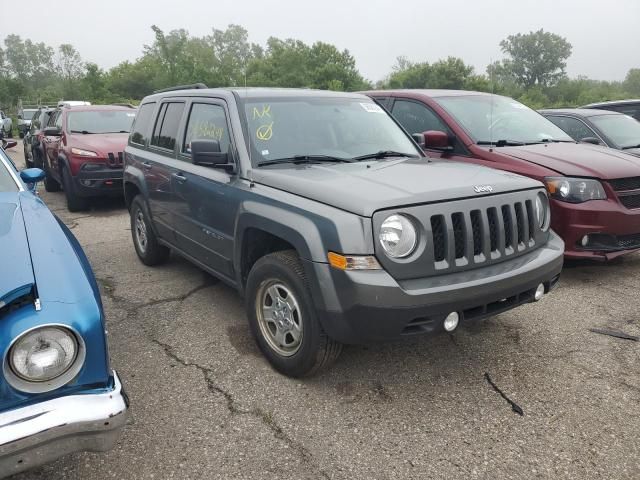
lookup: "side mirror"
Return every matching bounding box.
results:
[3,140,17,149]
[423,130,453,151]
[17,114,22,120]
[44,126,61,137]
[20,168,46,183]
[191,139,229,167]
[580,137,601,145]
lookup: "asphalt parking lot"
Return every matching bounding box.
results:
[5,142,640,480]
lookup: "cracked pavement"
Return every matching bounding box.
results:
[6,143,640,479]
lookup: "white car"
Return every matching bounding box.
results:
[17,108,38,138]
[57,100,91,108]
[0,111,12,137]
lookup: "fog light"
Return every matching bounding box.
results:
[81,179,92,187]
[534,283,545,301]
[443,312,459,332]
[581,235,590,247]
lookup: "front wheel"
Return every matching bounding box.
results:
[130,195,170,266]
[61,166,89,212]
[43,160,61,192]
[245,250,342,377]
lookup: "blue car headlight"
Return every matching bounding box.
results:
[4,325,86,393]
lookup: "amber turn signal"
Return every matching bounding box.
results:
[327,252,381,270]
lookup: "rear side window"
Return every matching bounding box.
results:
[151,102,185,151]
[130,103,155,146]
[182,103,231,154]
[392,100,449,134]
[546,116,595,141]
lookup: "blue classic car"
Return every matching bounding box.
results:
[0,145,128,477]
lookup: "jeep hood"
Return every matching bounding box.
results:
[497,143,640,179]
[0,195,35,308]
[251,158,540,217]
[69,132,128,154]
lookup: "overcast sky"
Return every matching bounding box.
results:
[1,0,638,83]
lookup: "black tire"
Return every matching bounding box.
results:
[24,146,32,167]
[245,250,342,377]
[43,160,61,192]
[32,148,43,169]
[61,166,89,212]
[130,195,170,266]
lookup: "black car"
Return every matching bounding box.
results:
[123,85,563,377]
[581,99,640,121]
[23,107,55,168]
[540,108,640,157]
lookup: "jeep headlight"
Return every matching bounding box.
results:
[535,192,550,231]
[544,177,606,203]
[9,326,79,383]
[379,214,418,258]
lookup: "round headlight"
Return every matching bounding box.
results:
[535,192,550,231]
[10,326,78,382]
[558,180,571,198]
[379,214,418,258]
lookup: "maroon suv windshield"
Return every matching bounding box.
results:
[68,110,136,134]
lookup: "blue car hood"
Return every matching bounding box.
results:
[0,192,97,309]
[0,194,35,307]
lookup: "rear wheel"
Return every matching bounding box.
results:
[130,195,170,266]
[245,250,342,377]
[61,166,89,212]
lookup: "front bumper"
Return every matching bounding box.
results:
[0,371,128,478]
[73,165,124,197]
[308,232,564,344]
[550,198,640,260]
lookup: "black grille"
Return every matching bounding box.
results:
[618,233,640,249]
[514,203,525,245]
[470,210,483,256]
[501,205,513,248]
[609,177,640,191]
[619,194,640,210]
[107,151,124,168]
[427,198,538,269]
[452,213,465,259]
[431,216,446,262]
[487,207,499,252]
[525,200,535,241]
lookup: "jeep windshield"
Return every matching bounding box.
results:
[435,95,574,145]
[68,110,136,134]
[240,96,421,166]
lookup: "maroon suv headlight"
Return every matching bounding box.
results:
[71,147,98,157]
[544,177,607,203]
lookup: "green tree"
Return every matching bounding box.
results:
[624,69,640,96]
[383,56,482,90]
[495,29,572,88]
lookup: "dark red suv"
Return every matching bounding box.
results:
[366,90,640,260]
[42,105,136,211]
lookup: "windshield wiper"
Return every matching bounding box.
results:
[622,144,640,150]
[70,130,95,134]
[352,151,419,161]
[258,155,352,167]
[477,140,527,147]
[104,130,129,134]
[540,138,574,143]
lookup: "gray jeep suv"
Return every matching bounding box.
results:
[124,86,564,377]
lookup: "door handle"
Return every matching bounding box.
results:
[142,161,152,170]
[172,173,187,183]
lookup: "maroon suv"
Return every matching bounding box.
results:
[366,90,640,260]
[42,105,136,211]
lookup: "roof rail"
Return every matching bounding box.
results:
[111,103,137,108]
[153,83,208,94]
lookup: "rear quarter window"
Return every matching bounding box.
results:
[130,103,156,146]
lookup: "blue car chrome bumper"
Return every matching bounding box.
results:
[0,371,128,478]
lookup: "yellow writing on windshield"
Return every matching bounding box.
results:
[253,105,271,119]
[256,122,273,141]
